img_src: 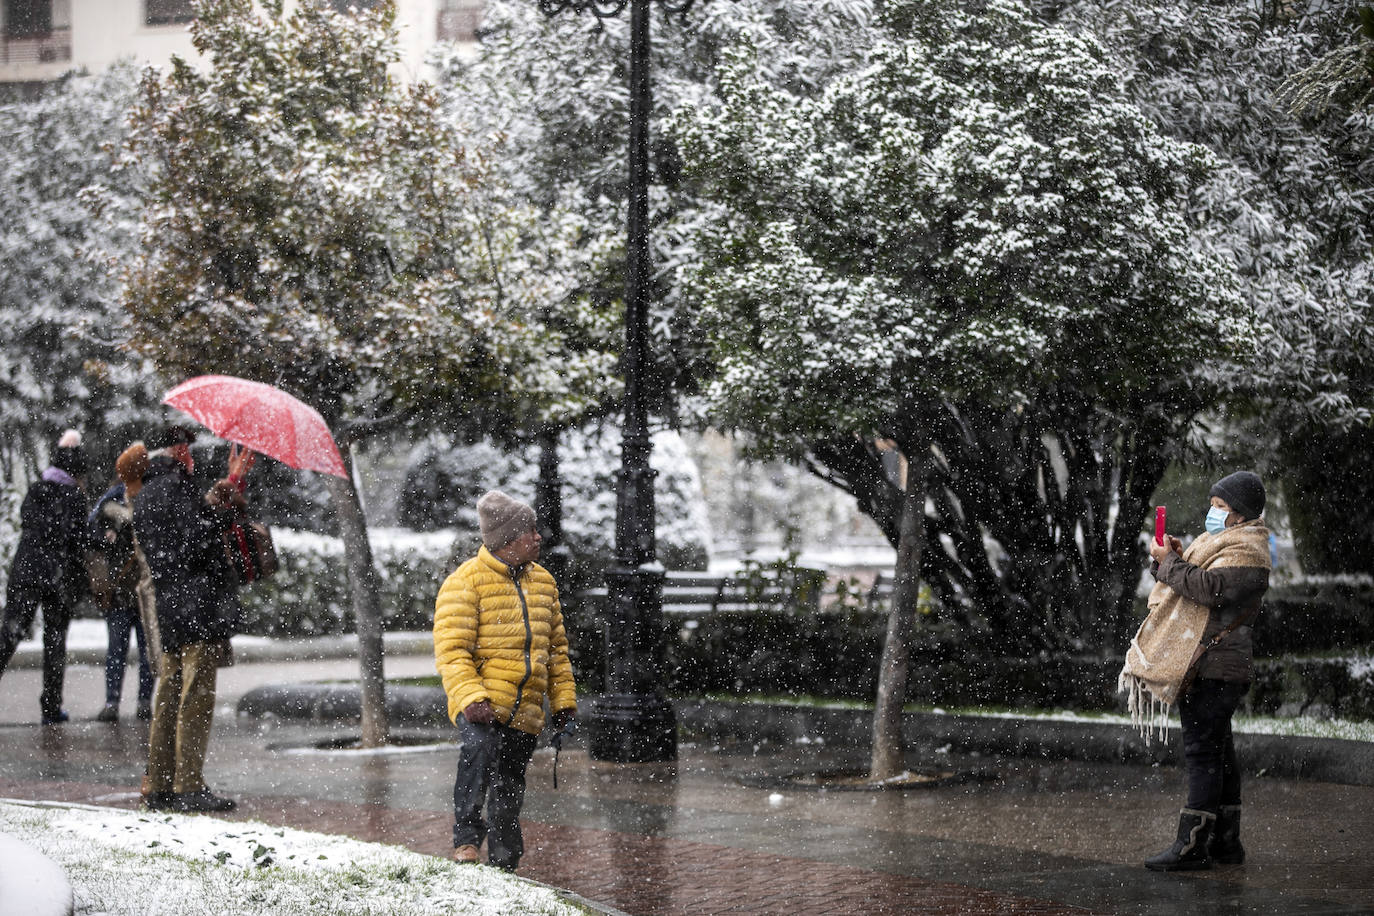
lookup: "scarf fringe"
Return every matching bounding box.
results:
[1118,670,1171,745]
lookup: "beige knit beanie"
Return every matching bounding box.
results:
[477,490,537,551]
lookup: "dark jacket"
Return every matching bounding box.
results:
[7,475,89,601]
[132,456,238,652]
[1155,549,1269,682]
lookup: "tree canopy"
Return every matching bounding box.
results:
[674,0,1250,651]
[0,64,160,481]
[120,0,611,438]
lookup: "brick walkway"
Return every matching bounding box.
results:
[0,775,1098,916]
[4,658,1372,916]
[519,822,1101,916]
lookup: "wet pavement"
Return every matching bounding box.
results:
[2,651,1373,915]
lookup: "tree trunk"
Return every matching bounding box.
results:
[869,444,931,781]
[325,443,389,748]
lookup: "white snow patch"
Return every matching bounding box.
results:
[0,799,583,916]
[279,742,453,757]
[0,829,73,916]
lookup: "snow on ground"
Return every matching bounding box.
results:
[277,741,454,757]
[926,706,1374,743]
[756,696,1374,743]
[0,799,590,916]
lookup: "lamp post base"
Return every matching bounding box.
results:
[585,693,677,763]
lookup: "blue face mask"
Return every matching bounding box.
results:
[1205,505,1230,535]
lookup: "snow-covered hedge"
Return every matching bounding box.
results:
[650,607,1374,718]
[0,484,20,598]
[1251,655,1374,722]
[1255,578,1374,656]
[238,528,461,638]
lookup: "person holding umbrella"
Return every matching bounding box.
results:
[134,424,256,813]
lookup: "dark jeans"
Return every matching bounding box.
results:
[105,598,155,707]
[0,582,74,719]
[452,718,538,870]
[1178,677,1247,813]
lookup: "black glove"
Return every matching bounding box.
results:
[550,710,577,750]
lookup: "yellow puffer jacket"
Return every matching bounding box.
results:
[433,546,577,735]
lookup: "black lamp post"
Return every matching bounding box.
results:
[536,0,690,762]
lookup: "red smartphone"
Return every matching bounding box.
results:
[1155,506,1167,546]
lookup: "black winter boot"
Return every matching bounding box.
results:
[1209,804,1245,865]
[1144,808,1215,872]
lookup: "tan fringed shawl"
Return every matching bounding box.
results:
[1118,520,1271,742]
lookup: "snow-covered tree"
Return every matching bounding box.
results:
[1050,0,1374,575]
[437,0,882,415]
[434,0,883,571]
[117,0,613,745]
[0,64,161,485]
[1278,4,1374,117]
[675,0,1250,778]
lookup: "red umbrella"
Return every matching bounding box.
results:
[163,375,349,479]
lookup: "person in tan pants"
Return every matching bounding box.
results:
[129,427,255,813]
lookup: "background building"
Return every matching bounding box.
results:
[1,0,481,91]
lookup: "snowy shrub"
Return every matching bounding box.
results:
[1250,654,1374,721]
[1255,579,1374,656]
[238,529,459,637]
[0,483,20,597]
[663,609,1124,709]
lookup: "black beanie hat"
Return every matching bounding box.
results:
[1209,471,1265,520]
[51,429,86,476]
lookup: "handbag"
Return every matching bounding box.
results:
[223,518,278,586]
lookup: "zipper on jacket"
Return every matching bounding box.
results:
[505,567,535,727]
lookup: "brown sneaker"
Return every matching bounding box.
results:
[451,844,480,864]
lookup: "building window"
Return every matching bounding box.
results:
[5,0,52,38]
[437,0,483,43]
[145,0,193,26]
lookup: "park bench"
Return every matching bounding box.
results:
[866,572,895,611]
[578,568,825,616]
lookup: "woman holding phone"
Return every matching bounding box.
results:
[1120,471,1271,871]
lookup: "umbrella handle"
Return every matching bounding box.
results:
[228,443,257,485]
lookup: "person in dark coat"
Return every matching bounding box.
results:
[134,425,255,813]
[0,430,91,724]
[88,479,155,722]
